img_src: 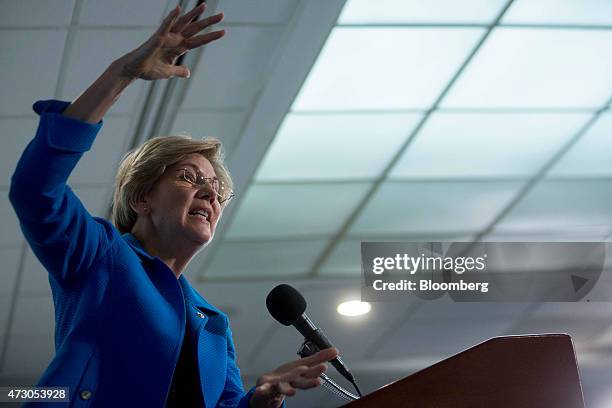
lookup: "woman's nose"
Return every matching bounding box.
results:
[196,184,218,204]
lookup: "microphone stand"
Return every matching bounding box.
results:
[297,340,361,402]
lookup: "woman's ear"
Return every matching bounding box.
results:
[129,194,150,215]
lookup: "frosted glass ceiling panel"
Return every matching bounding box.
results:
[226,183,371,239]
[350,181,522,235]
[256,112,422,181]
[484,231,610,242]
[292,27,484,111]
[339,0,507,24]
[442,28,612,109]
[390,112,590,178]
[204,239,327,279]
[496,180,612,234]
[318,239,362,277]
[549,114,612,177]
[503,0,612,25]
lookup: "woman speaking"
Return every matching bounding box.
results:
[9,3,336,407]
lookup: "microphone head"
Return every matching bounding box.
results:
[266,284,307,326]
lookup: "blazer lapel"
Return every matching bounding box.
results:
[179,276,229,408]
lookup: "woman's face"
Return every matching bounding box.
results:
[145,153,222,247]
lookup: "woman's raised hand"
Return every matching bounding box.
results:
[118,3,224,81]
[250,348,339,408]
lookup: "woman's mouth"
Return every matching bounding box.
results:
[188,209,211,224]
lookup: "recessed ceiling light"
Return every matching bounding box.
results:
[337,300,371,317]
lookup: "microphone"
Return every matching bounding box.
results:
[266,284,361,395]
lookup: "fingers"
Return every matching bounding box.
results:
[182,12,224,38]
[171,2,206,34]
[252,358,333,406]
[184,30,226,49]
[279,365,326,389]
[273,348,338,374]
[158,5,181,35]
[167,65,191,79]
[254,368,323,400]
[298,347,339,367]
[256,381,296,399]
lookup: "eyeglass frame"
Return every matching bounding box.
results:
[174,168,235,204]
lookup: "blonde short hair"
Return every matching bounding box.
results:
[112,135,233,234]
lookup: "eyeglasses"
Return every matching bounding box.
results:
[175,168,235,204]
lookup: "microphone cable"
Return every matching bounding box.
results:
[297,340,362,401]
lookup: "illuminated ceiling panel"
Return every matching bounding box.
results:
[226,183,371,239]
[442,28,612,108]
[292,27,484,111]
[496,180,612,234]
[549,113,612,177]
[256,112,422,181]
[390,112,590,178]
[339,0,507,24]
[503,0,612,25]
[350,181,523,235]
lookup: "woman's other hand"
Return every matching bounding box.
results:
[118,3,224,80]
[250,348,339,408]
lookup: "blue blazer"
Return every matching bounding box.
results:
[9,100,254,407]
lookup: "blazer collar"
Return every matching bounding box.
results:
[121,233,222,316]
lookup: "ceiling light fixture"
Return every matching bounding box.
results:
[337,300,371,317]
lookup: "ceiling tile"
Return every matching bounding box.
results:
[442,28,612,109]
[530,302,612,320]
[0,0,74,27]
[21,248,53,295]
[292,27,484,111]
[173,110,247,154]
[591,324,612,349]
[0,246,21,296]
[61,29,150,115]
[483,231,610,242]
[182,26,284,110]
[12,294,55,335]
[69,115,134,185]
[318,239,363,277]
[219,0,298,24]
[203,239,328,279]
[390,112,590,178]
[339,0,507,24]
[0,117,38,188]
[226,182,371,239]
[374,297,527,358]
[0,192,23,246]
[72,186,111,217]
[0,296,10,347]
[503,0,612,25]
[496,180,612,234]
[78,0,167,27]
[511,318,610,344]
[0,30,67,115]
[549,113,612,178]
[256,113,423,181]
[4,334,54,375]
[374,318,514,358]
[350,181,523,235]
[410,296,534,321]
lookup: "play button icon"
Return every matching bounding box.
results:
[571,275,589,293]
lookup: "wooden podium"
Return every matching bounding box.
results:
[343,334,584,408]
